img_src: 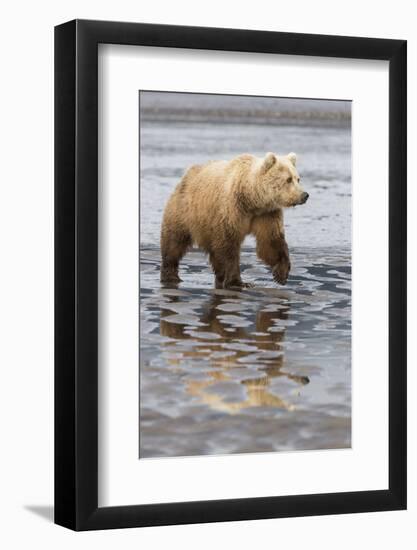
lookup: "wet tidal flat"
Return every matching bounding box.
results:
[140,247,351,458]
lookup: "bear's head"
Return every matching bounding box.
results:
[255,152,309,210]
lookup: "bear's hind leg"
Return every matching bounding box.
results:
[160,227,191,284]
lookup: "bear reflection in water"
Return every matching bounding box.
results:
[159,291,309,414]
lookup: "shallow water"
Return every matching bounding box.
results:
[139,92,351,458]
[140,247,351,458]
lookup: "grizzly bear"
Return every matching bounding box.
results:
[160,152,309,289]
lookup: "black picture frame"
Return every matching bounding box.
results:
[55,19,407,531]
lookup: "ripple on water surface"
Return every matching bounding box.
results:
[140,247,351,458]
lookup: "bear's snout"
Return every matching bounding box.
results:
[300,192,309,204]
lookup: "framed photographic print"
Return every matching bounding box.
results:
[55,19,407,530]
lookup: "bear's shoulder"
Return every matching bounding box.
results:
[227,154,256,177]
[230,153,255,164]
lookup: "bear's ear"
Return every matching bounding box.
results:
[261,152,277,174]
[287,152,297,166]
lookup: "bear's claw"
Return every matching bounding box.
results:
[272,263,290,285]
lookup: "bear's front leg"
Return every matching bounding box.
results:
[271,239,291,285]
[210,246,247,289]
[223,253,243,289]
[252,212,291,285]
[222,249,254,289]
[209,252,225,289]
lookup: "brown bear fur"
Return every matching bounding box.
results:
[160,152,308,288]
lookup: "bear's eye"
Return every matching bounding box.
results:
[286,176,292,184]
